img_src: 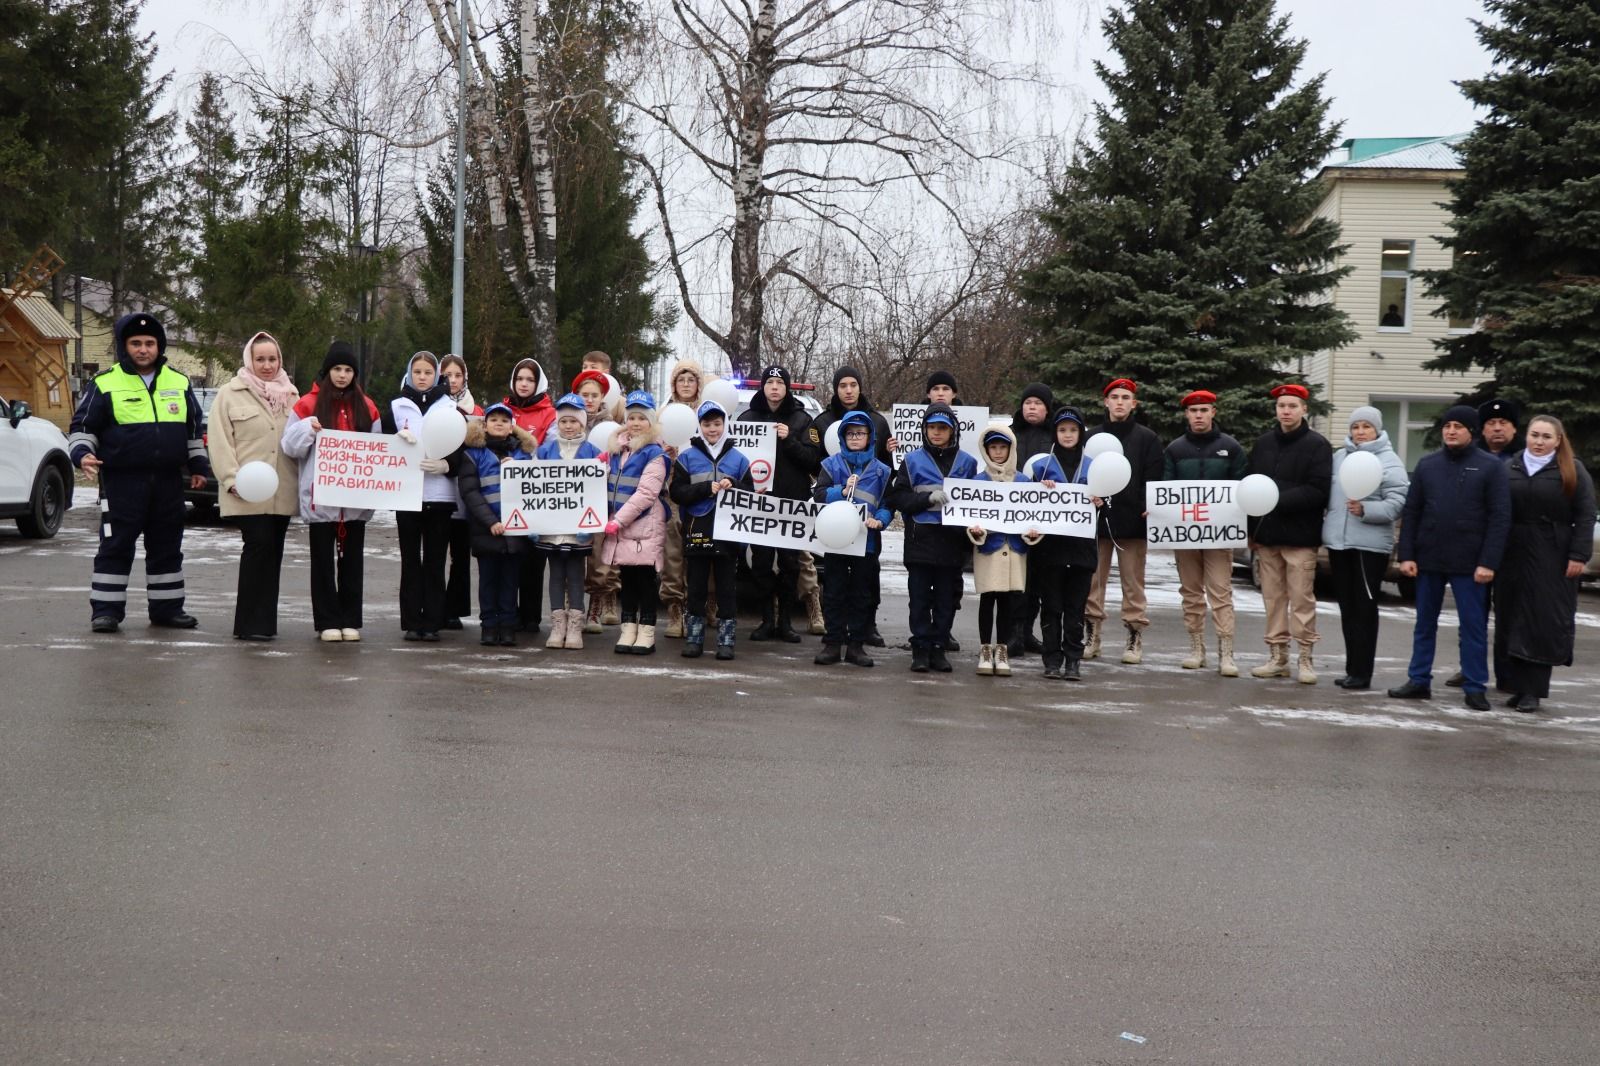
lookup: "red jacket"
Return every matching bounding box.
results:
[503,357,557,443]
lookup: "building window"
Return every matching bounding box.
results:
[1378,240,1413,330]
[1370,398,1449,469]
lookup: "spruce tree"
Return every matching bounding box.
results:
[1420,1,1600,464]
[1023,0,1353,439]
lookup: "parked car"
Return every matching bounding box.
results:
[0,396,73,538]
[184,386,221,521]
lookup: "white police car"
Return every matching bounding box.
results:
[0,395,73,538]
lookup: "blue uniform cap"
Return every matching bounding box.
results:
[554,392,585,412]
[483,402,516,420]
[624,389,657,411]
[1052,406,1086,427]
[696,400,728,422]
[925,411,956,429]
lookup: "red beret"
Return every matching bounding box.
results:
[571,369,610,395]
[1180,390,1217,408]
[1103,378,1138,396]
[1270,383,1310,401]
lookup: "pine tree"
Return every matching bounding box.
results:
[185,74,245,228]
[1022,0,1353,440]
[1420,1,1600,464]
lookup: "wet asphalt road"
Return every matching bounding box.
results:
[2,500,1598,1065]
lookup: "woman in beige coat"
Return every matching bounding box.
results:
[206,331,300,640]
[965,425,1042,676]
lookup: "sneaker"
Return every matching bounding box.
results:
[340,629,361,642]
[320,629,344,642]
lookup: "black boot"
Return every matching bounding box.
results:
[864,626,886,648]
[1042,659,1064,680]
[750,597,776,642]
[775,591,802,643]
[480,626,498,646]
[910,647,930,673]
[1063,659,1082,681]
[928,647,953,673]
[1006,635,1024,658]
[814,643,842,665]
[844,644,874,668]
[499,626,517,647]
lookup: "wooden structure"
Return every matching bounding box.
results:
[0,247,77,431]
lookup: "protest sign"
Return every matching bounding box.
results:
[712,487,869,556]
[889,404,989,468]
[499,460,608,536]
[724,421,777,492]
[311,430,422,511]
[1145,480,1248,549]
[938,478,1096,537]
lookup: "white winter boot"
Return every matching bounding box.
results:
[977,644,995,675]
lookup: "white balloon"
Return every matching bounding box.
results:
[824,421,843,456]
[587,420,620,453]
[1084,432,1124,458]
[659,404,696,450]
[1237,473,1280,517]
[233,460,279,503]
[602,373,621,401]
[1024,452,1053,479]
[1086,451,1131,497]
[703,378,739,411]
[421,403,467,459]
[814,500,863,550]
[1338,450,1383,500]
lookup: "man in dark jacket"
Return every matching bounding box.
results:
[738,365,823,641]
[1163,389,1249,677]
[1476,397,1521,462]
[810,365,893,644]
[68,313,210,633]
[1388,405,1512,711]
[1084,378,1164,665]
[1247,383,1332,684]
[1007,381,1057,655]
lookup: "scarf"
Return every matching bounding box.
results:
[1523,449,1555,475]
[239,331,299,415]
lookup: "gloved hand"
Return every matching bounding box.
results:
[604,520,621,536]
[396,429,417,444]
[420,458,450,475]
[927,488,947,507]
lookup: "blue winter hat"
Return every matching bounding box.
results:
[696,400,728,422]
[554,392,586,412]
[483,402,516,421]
[624,389,657,411]
[839,409,874,450]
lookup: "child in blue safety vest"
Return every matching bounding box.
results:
[1030,406,1097,680]
[535,393,603,650]
[965,425,1043,677]
[453,403,534,647]
[668,400,753,660]
[811,411,892,667]
[886,403,978,673]
[601,390,672,655]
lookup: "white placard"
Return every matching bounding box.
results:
[712,487,868,556]
[889,404,989,469]
[499,459,608,536]
[312,430,423,512]
[1144,480,1248,549]
[724,421,778,492]
[938,477,1096,537]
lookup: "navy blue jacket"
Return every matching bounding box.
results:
[813,414,893,554]
[1398,444,1512,574]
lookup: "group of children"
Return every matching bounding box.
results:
[283,346,1109,679]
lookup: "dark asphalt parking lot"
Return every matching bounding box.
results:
[2,496,1598,1064]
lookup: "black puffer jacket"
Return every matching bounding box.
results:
[738,390,823,499]
[811,399,893,467]
[1088,418,1164,540]
[1164,428,1248,481]
[1010,383,1057,462]
[1247,422,1333,547]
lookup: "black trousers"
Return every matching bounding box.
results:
[1038,563,1094,670]
[1329,548,1388,680]
[906,562,962,651]
[1505,657,1553,699]
[308,521,365,631]
[618,565,659,625]
[822,553,878,645]
[686,552,737,619]
[232,513,290,638]
[750,545,801,602]
[978,590,1014,645]
[89,469,187,622]
[398,503,455,632]
[517,549,546,627]
[446,518,472,621]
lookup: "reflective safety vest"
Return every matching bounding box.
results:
[901,446,977,524]
[676,442,752,519]
[100,364,190,425]
[608,441,669,517]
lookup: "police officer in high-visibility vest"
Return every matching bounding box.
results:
[68,313,210,633]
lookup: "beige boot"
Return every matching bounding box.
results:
[1084,619,1102,660]
[1217,635,1239,677]
[1181,629,1206,670]
[664,603,685,638]
[613,621,638,653]
[1121,624,1143,664]
[993,644,1011,677]
[805,589,826,635]
[977,644,995,675]
[632,624,657,655]
[583,598,604,634]
[1297,642,1318,684]
[1251,643,1290,678]
[601,590,621,626]
[562,609,585,650]
[545,609,567,649]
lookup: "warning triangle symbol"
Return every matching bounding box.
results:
[503,509,529,532]
[577,506,603,531]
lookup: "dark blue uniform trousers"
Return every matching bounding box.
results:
[90,470,188,623]
[906,562,962,651]
[821,552,878,645]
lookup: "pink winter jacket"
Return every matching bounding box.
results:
[600,426,669,570]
